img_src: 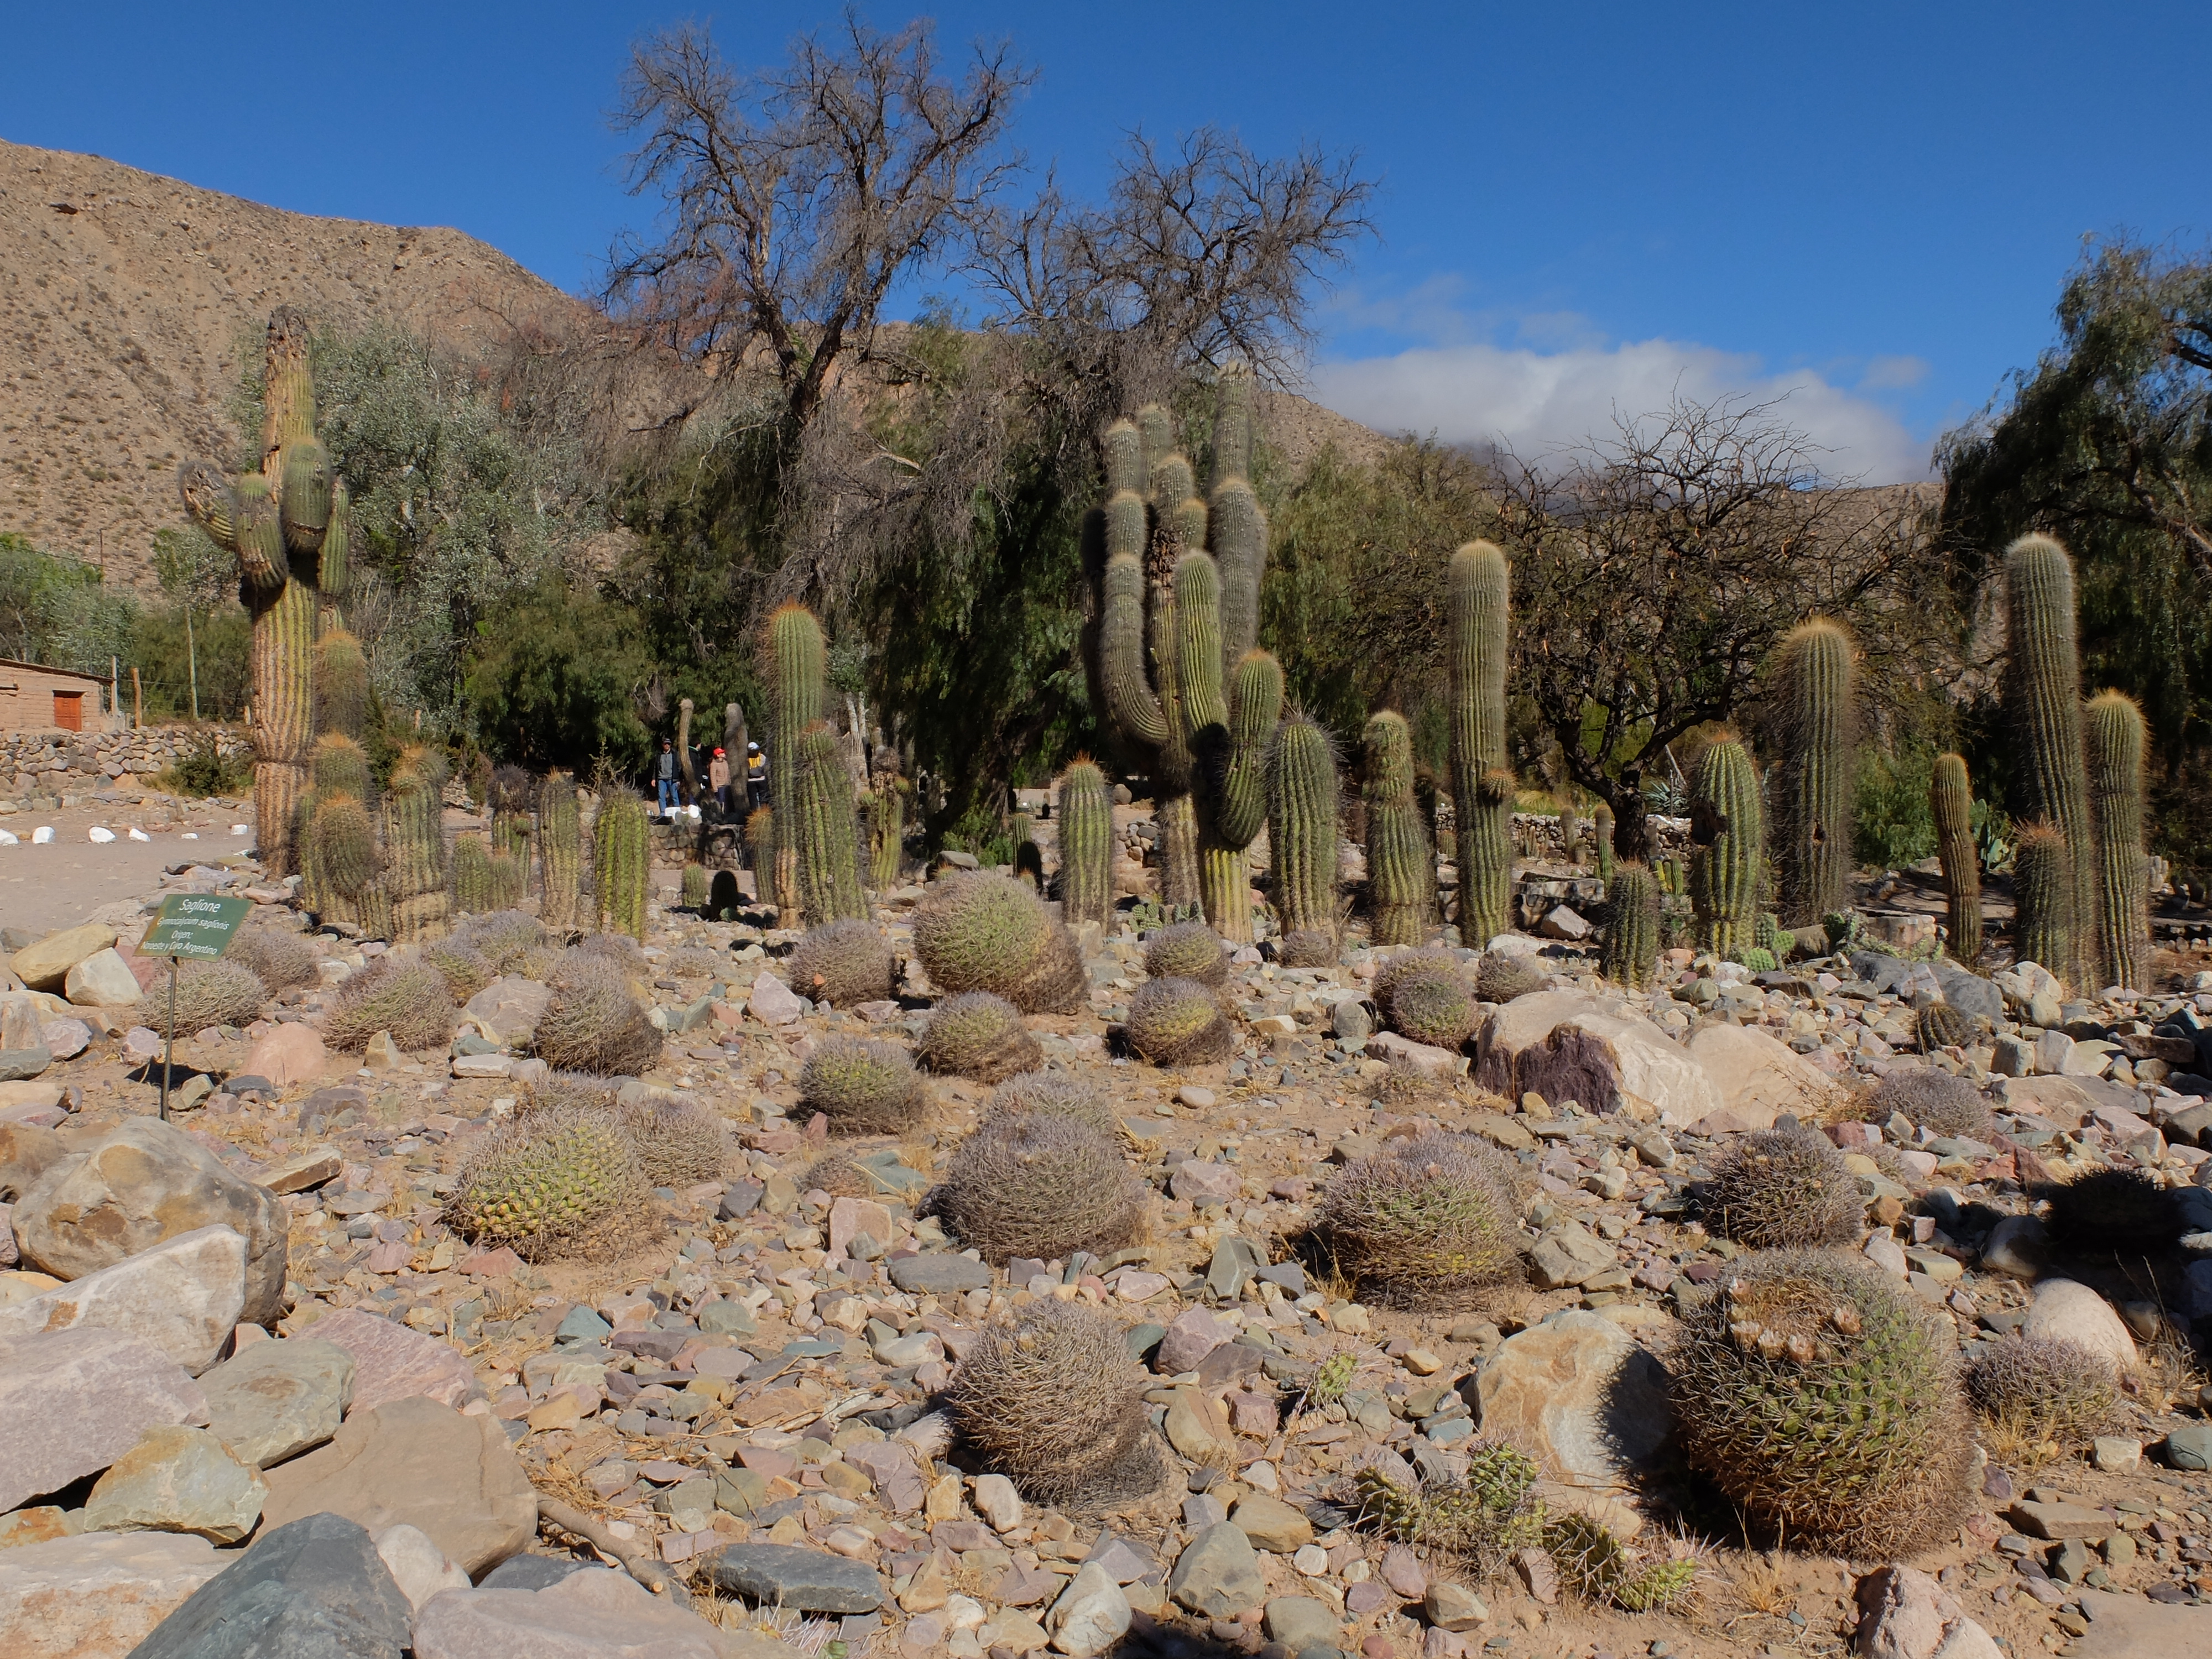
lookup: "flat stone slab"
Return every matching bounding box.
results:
[412,1565,733,1658]
[886,1254,992,1296]
[706,1541,885,1612]
[199,1336,356,1468]
[2069,1588,2212,1659]
[2005,1500,2110,1541]
[254,1148,343,1195]
[0,1326,210,1511]
[0,1224,246,1375]
[0,1528,226,1659]
[306,1307,477,1412]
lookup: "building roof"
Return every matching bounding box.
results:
[0,658,109,684]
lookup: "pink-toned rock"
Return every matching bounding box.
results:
[365,1240,412,1274]
[0,1225,248,1374]
[1683,1022,1840,1130]
[0,1530,227,1659]
[1156,1308,1227,1375]
[307,1307,478,1412]
[1168,1161,1240,1203]
[461,1246,523,1279]
[411,1564,732,1658]
[0,1327,210,1511]
[1853,1564,2002,1659]
[1365,1031,1462,1079]
[830,1196,894,1258]
[241,1022,327,1088]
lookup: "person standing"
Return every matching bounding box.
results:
[746,742,767,811]
[656,738,679,815]
[709,747,733,817]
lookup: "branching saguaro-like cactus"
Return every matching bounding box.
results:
[1770,618,1855,927]
[1090,372,1282,941]
[2006,534,2094,983]
[1268,713,1339,956]
[538,771,581,930]
[1448,542,1513,947]
[765,603,825,919]
[1689,737,1764,959]
[1603,863,1661,988]
[1930,753,1981,967]
[382,744,448,943]
[1361,711,1432,946]
[1057,759,1114,931]
[594,790,650,940]
[178,307,350,874]
[2084,690,2148,991]
[2013,821,2074,975]
[795,722,867,923]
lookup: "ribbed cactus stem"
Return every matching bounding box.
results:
[1362,711,1432,947]
[1211,363,1254,493]
[1690,738,1763,959]
[1772,618,1855,926]
[1211,477,1265,665]
[2005,534,2095,983]
[1268,715,1339,945]
[313,628,368,740]
[2013,821,2074,978]
[1448,542,1513,947]
[311,734,372,803]
[676,697,698,806]
[539,771,581,929]
[318,478,351,628]
[1215,650,1282,851]
[1103,418,1144,497]
[1593,804,1616,883]
[767,604,825,915]
[1057,760,1114,932]
[1136,404,1173,478]
[1603,864,1661,988]
[795,722,867,924]
[594,792,651,940]
[452,833,493,916]
[745,807,775,893]
[1929,753,1981,967]
[868,773,907,893]
[2084,690,2148,991]
[1099,537,1168,749]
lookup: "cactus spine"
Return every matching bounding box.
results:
[1603,863,1661,988]
[1057,759,1114,931]
[1361,711,1433,946]
[2084,691,2148,990]
[1593,802,1616,882]
[1771,618,1855,927]
[795,722,867,923]
[2005,534,2094,983]
[1930,753,1981,967]
[2012,822,2074,979]
[594,791,650,940]
[1448,542,1513,947]
[1092,378,1280,941]
[1267,714,1340,947]
[538,771,581,930]
[1689,738,1763,959]
[766,603,825,919]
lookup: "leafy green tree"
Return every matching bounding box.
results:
[0,534,137,677]
[461,577,656,776]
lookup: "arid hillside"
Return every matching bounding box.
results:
[0,138,576,577]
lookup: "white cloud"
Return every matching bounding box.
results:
[1307,336,1932,483]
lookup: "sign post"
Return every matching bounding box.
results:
[139,894,252,1120]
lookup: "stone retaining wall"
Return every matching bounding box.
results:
[1,724,250,808]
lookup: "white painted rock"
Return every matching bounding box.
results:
[2022,1279,2137,1374]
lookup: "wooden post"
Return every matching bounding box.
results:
[131,667,143,730]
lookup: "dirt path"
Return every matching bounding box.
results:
[0,799,249,937]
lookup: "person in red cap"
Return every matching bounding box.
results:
[708,746,733,816]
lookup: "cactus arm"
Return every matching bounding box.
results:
[1099,545,1169,750]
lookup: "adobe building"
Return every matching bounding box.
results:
[0,659,117,734]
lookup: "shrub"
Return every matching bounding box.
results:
[1144,921,1227,988]
[1125,977,1235,1066]
[226,927,321,995]
[919,992,1042,1083]
[1867,1068,1993,1140]
[1314,1132,1524,1308]
[1671,1249,1976,1556]
[946,1300,1165,1512]
[321,959,455,1053]
[1965,1333,2118,1441]
[935,1116,1147,1265]
[132,959,267,1034]
[534,952,663,1076]
[985,1070,1117,1138]
[912,873,1085,1013]
[1703,1125,1862,1249]
[787,920,897,1007]
[798,1036,928,1135]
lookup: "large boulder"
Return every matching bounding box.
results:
[258,1397,538,1577]
[0,1224,248,1374]
[2022,1279,2137,1374]
[462,978,554,1048]
[64,948,144,1008]
[7,924,118,993]
[411,1566,734,1658]
[0,1327,210,1511]
[1852,1564,2002,1659]
[1476,992,1719,1124]
[13,1115,287,1324]
[126,1511,415,1659]
[199,1336,356,1468]
[81,1424,269,1545]
[1682,1021,1841,1130]
[0,1530,227,1659]
[1472,1312,1673,1521]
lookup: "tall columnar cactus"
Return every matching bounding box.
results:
[2013,821,2073,975]
[178,307,347,874]
[1930,753,1981,967]
[745,807,775,888]
[452,832,493,916]
[1603,863,1661,988]
[766,604,825,917]
[1447,542,1513,947]
[383,744,449,943]
[1689,737,1763,959]
[594,791,650,940]
[1091,377,1280,941]
[1268,714,1340,951]
[675,697,700,808]
[538,771,581,930]
[2084,690,2148,991]
[313,628,369,741]
[1361,711,1433,947]
[795,722,867,924]
[867,744,909,891]
[1057,759,1114,932]
[2006,534,2094,983]
[1770,617,1855,927]
[1593,802,1616,882]
[296,734,375,925]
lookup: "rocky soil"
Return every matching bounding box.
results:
[0,820,2208,1659]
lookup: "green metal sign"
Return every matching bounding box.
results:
[141,894,252,961]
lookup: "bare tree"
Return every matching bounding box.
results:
[1494,395,1945,859]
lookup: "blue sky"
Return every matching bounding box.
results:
[7,3,2207,482]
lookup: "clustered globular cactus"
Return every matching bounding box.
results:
[132,959,268,1034]
[1929,753,1981,967]
[1090,378,1283,940]
[1314,1133,1525,1308]
[2084,690,2148,991]
[765,603,825,916]
[935,1115,1148,1266]
[1867,1068,1992,1140]
[447,1107,650,1262]
[1703,1126,1861,1249]
[533,950,662,1077]
[1671,1250,1976,1556]
[984,1070,1117,1138]
[1769,618,1855,927]
[1474,951,1546,1003]
[1448,542,1515,947]
[1916,1001,1971,1052]
[1144,920,1228,987]
[1689,737,1763,959]
[912,873,1084,1013]
[1361,711,1434,947]
[918,992,1042,1083]
[2012,821,2074,979]
[798,1035,928,1134]
[2006,534,2096,984]
[946,1300,1166,1512]
[1602,863,1661,989]
[382,744,450,944]
[1125,977,1234,1066]
[1056,760,1114,932]
[1373,950,1478,1050]
[1965,1333,2119,1441]
[1734,947,1777,974]
[593,791,650,941]
[795,720,867,923]
[321,958,455,1053]
[788,919,896,1007]
[1267,714,1339,959]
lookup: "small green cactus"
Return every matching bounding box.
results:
[1056,759,1115,932]
[1704,1126,1861,1249]
[788,919,896,1006]
[2012,821,2074,979]
[451,832,493,916]
[1361,711,1433,947]
[448,1107,645,1261]
[1917,1000,1971,1051]
[681,863,710,910]
[1124,977,1234,1066]
[1601,863,1661,988]
[1316,1131,1524,1308]
[322,958,455,1053]
[936,1117,1147,1266]
[593,791,650,940]
[1930,753,1981,967]
[919,991,1042,1083]
[1592,802,1615,881]
[1545,1511,1696,1613]
[1689,737,1762,959]
[798,1035,927,1134]
[1305,1350,1357,1409]
[1144,919,1228,987]
[535,949,662,1076]
[913,873,1085,1013]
